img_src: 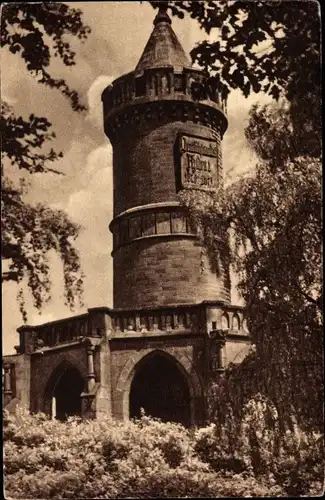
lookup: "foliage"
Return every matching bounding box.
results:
[151,1,320,99]
[224,155,322,315]
[1,3,90,111]
[151,1,321,158]
[194,395,324,496]
[1,3,90,318]
[245,100,320,167]
[180,150,322,432]
[3,406,324,498]
[1,178,84,320]
[1,101,65,176]
[171,0,322,433]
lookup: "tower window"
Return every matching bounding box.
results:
[142,213,156,236]
[120,219,129,243]
[171,212,187,233]
[156,212,171,234]
[135,76,146,97]
[148,74,156,97]
[161,74,170,94]
[129,216,142,239]
[221,313,230,330]
[174,74,185,93]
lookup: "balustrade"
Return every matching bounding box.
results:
[14,303,247,354]
[112,208,195,252]
[111,306,200,335]
[20,314,93,351]
[109,303,246,338]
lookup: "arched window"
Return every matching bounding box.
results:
[161,74,169,94]
[221,313,230,330]
[232,314,240,331]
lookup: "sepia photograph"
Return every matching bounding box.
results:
[1,0,323,497]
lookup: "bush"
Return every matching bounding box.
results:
[3,406,324,498]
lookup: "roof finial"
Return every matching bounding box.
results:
[153,2,171,26]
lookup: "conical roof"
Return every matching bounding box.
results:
[135,6,191,73]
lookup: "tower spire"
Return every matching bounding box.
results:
[135,1,190,73]
[153,3,171,25]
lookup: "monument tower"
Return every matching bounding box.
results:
[103,4,229,310]
[3,6,249,426]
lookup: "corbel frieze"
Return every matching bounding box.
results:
[106,101,223,144]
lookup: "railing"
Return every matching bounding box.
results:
[111,206,196,252]
[110,304,204,335]
[17,314,95,353]
[36,314,90,347]
[109,302,247,337]
[14,302,248,354]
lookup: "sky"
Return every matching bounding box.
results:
[2,1,271,354]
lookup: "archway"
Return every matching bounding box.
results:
[129,351,191,427]
[45,363,85,420]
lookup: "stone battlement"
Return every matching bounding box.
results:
[102,67,227,116]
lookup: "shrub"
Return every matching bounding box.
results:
[3,406,324,498]
[193,423,248,474]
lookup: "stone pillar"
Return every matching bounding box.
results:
[86,341,96,392]
[216,341,224,369]
[215,331,226,369]
[209,330,226,371]
[51,397,56,420]
[3,363,12,406]
[81,339,96,419]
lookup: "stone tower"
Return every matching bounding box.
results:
[3,6,249,426]
[103,6,229,310]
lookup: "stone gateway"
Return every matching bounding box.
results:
[3,6,250,426]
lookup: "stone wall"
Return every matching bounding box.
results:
[114,237,230,309]
[112,120,222,216]
[111,115,227,309]
[2,353,31,409]
[29,343,88,414]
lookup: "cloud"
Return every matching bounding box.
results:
[61,142,113,277]
[84,143,113,180]
[65,143,113,222]
[223,90,273,183]
[1,93,18,106]
[87,75,117,128]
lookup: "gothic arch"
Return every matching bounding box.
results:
[43,360,85,419]
[232,312,240,331]
[221,313,230,330]
[115,348,202,425]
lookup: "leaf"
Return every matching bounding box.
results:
[2,3,90,109]
[170,0,320,105]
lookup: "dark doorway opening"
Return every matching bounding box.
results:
[53,366,84,420]
[129,352,191,427]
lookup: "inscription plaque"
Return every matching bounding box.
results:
[178,134,219,191]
